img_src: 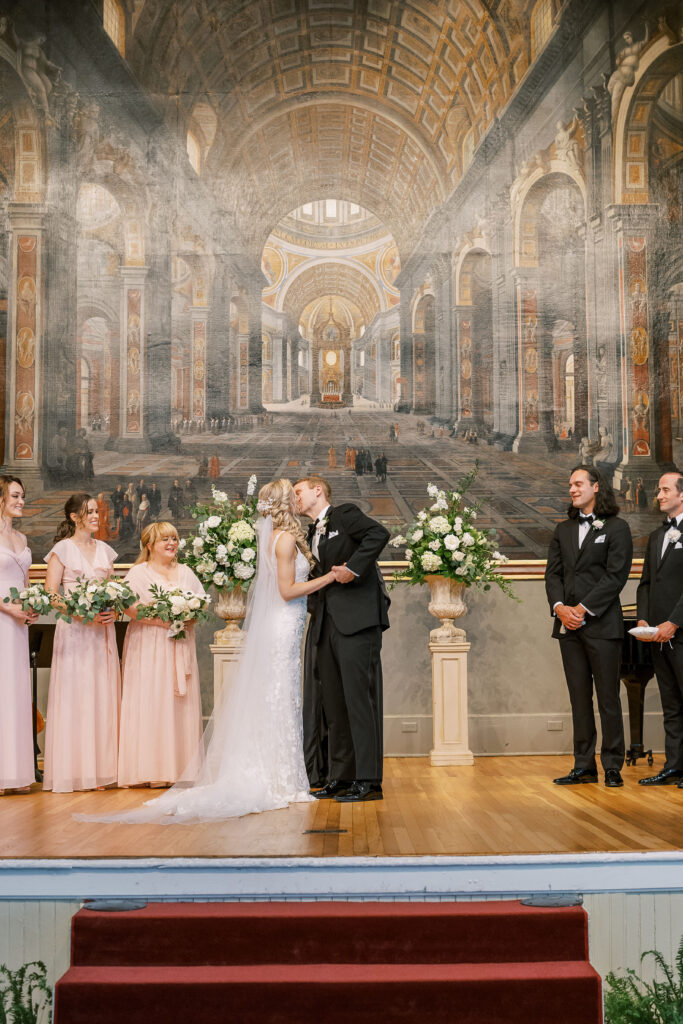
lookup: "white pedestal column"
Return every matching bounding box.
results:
[210,634,245,707]
[429,632,474,766]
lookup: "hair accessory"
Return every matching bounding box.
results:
[257,498,274,513]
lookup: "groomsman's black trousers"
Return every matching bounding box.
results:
[559,632,625,772]
[652,639,683,771]
[316,613,383,784]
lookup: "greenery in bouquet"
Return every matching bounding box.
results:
[179,476,259,592]
[3,582,52,615]
[55,577,137,623]
[389,463,515,598]
[135,583,212,640]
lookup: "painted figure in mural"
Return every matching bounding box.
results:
[554,116,582,174]
[0,476,37,795]
[545,466,632,788]
[136,494,151,536]
[116,522,204,789]
[15,32,62,121]
[295,474,390,802]
[209,453,221,479]
[328,445,337,468]
[44,494,120,793]
[183,479,197,514]
[607,26,650,119]
[111,484,124,535]
[148,483,162,520]
[636,472,683,787]
[168,480,182,521]
[95,493,114,541]
[636,477,649,510]
[593,426,616,473]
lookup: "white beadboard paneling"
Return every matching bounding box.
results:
[0,901,79,987]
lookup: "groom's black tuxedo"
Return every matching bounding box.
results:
[305,504,390,785]
[636,517,683,769]
[544,512,632,772]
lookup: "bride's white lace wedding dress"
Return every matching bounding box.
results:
[76,517,313,824]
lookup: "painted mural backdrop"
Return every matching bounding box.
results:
[0,1,682,563]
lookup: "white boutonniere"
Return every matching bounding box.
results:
[666,527,682,544]
[315,517,329,536]
[592,519,604,531]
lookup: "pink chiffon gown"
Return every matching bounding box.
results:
[117,563,204,786]
[0,542,35,789]
[43,538,120,793]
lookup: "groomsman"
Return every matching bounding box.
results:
[545,465,633,787]
[636,471,683,787]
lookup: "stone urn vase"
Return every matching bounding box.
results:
[213,586,248,645]
[424,575,468,642]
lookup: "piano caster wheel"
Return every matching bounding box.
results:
[648,755,654,766]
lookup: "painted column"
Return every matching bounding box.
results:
[453,306,471,429]
[397,285,413,412]
[118,266,148,448]
[207,257,231,419]
[491,190,518,447]
[432,256,453,421]
[512,271,542,452]
[190,307,209,422]
[3,204,45,478]
[271,334,285,402]
[608,204,661,491]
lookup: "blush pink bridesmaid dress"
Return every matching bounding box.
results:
[43,538,121,793]
[117,562,204,787]
[0,542,35,790]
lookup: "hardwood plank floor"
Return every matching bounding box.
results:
[2,756,682,860]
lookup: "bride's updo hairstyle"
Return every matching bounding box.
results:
[53,492,93,543]
[135,521,179,565]
[258,479,314,567]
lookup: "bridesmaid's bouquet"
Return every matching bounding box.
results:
[57,577,138,624]
[136,583,212,640]
[3,582,52,614]
[179,477,259,592]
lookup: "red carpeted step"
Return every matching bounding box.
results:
[54,960,602,1024]
[70,900,589,966]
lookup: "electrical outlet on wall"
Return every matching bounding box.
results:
[401,720,418,733]
[547,720,564,731]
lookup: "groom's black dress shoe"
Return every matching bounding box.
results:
[335,782,383,802]
[553,768,598,785]
[311,780,351,799]
[640,768,683,786]
[604,769,623,788]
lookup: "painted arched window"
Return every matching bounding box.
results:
[103,0,125,56]
[186,131,201,174]
[530,0,554,60]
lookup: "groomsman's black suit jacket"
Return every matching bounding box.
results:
[544,514,633,639]
[636,523,683,637]
[307,503,390,640]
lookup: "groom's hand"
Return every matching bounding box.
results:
[332,564,354,583]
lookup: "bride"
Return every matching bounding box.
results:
[78,478,338,824]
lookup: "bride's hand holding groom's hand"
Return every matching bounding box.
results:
[331,564,354,584]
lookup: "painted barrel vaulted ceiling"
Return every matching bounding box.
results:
[129,0,533,262]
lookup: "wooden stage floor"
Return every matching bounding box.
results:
[3,756,683,861]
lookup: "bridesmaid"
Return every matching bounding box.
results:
[118,521,204,788]
[44,494,120,793]
[0,476,37,795]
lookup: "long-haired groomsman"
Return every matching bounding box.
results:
[636,470,683,787]
[545,466,633,787]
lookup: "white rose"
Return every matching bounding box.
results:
[212,572,226,587]
[411,528,423,542]
[241,547,255,562]
[188,596,202,610]
[227,540,235,554]
[405,550,413,560]
[428,539,441,551]
[178,538,186,550]
[462,532,475,547]
[417,511,427,522]
[234,563,255,580]
[454,517,463,532]
[205,560,217,573]
[444,534,459,550]
[428,515,450,535]
[430,498,448,511]
[216,544,228,563]
[192,537,204,551]
[87,584,97,594]
[453,550,466,562]
[455,565,466,575]
[390,535,406,548]
[212,489,228,503]
[420,551,443,571]
[206,515,221,529]
[427,483,438,498]
[470,511,477,520]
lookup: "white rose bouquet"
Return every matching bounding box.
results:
[3,582,52,615]
[56,577,138,624]
[179,477,259,593]
[390,462,516,598]
[135,583,212,640]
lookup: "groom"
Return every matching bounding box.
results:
[294,475,390,802]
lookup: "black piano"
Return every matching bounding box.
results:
[621,605,655,766]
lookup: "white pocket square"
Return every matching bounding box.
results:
[595,535,606,544]
[675,542,682,550]
[327,530,339,540]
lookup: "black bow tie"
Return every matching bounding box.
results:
[579,514,594,523]
[664,518,678,528]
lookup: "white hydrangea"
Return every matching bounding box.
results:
[462,532,475,547]
[493,551,509,564]
[427,483,439,498]
[405,550,413,561]
[241,547,255,562]
[444,534,459,550]
[428,515,450,535]
[453,517,463,533]
[428,539,441,551]
[215,544,228,563]
[430,498,448,511]
[452,550,466,562]
[420,551,443,571]
[390,535,406,548]
[470,511,477,520]
[192,537,204,552]
[228,521,255,543]
[227,540,235,554]
[212,489,228,504]
[410,528,424,542]
[206,515,222,529]
[234,562,255,580]
[417,510,428,522]
[213,571,227,587]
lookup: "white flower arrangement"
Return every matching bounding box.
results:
[179,481,259,593]
[391,463,515,598]
[3,582,52,614]
[56,576,138,624]
[136,583,212,640]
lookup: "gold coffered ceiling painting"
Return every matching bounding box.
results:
[129,0,532,258]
